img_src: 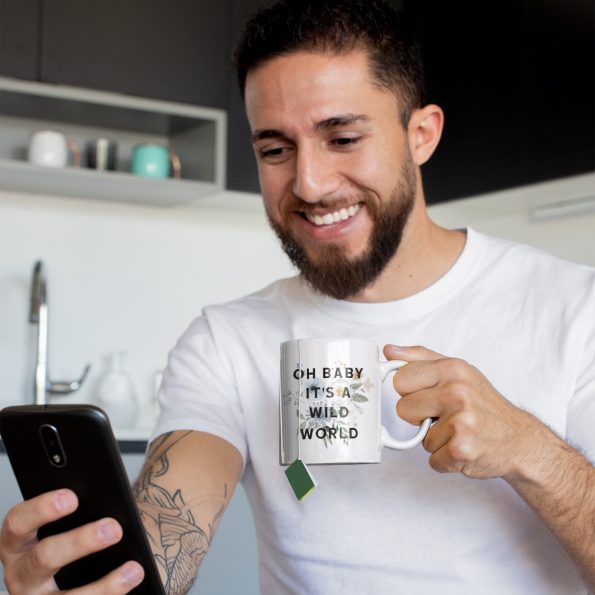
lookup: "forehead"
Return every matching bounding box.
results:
[244,49,398,130]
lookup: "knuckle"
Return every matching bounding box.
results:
[446,438,475,463]
[440,357,468,380]
[429,454,452,474]
[445,380,472,408]
[31,539,55,571]
[2,508,24,539]
[450,411,478,434]
[31,540,51,569]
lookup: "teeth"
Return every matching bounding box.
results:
[306,204,361,227]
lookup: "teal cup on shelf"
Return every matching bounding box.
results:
[131,144,181,179]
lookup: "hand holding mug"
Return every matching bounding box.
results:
[384,344,548,480]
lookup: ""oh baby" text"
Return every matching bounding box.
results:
[293,367,363,380]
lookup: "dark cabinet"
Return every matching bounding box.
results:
[39,0,229,109]
[0,0,40,80]
[226,0,263,194]
[404,0,594,203]
[2,0,592,199]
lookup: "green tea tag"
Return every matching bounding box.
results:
[285,458,317,501]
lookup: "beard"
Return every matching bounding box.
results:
[267,154,417,300]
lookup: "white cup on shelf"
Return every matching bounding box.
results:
[28,130,81,168]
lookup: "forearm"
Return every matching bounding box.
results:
[132,431,240,595]
[134,480,225,595]
[506,421,595,592]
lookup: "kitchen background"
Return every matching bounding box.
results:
[0,0,593,593]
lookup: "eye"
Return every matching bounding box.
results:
[330,136,362,149]
[257,145,294,163]
[262,147,284,157]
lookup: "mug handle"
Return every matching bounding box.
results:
[169,150,182,179]
[378,360,432,450]
[67,139,81,168]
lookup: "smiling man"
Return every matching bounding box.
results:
[1,1,594,594]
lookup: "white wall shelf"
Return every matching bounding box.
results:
[0,77,227,207]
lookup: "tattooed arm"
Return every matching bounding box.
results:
[132,430,243,595]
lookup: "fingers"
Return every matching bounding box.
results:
[1,489,78,553]
[384,344,454,396]
[25,518,124,580]
[383,344,445,363]
[0,489,138,594]
[395,356,471,399]
[68,561,144,594]
[4,516,126,591]
[396,386,441,425]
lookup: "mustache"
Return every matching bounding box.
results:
[292,195,367,214]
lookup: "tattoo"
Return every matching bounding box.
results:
[133,432,228,594]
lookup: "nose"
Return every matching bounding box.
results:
[292,146,340,203]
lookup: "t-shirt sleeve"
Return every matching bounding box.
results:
[566,287,595,464]
[150,315,248,469]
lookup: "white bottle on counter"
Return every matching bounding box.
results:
[97,351,137,428]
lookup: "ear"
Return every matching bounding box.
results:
[407,104,444,166]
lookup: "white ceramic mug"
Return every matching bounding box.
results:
[28,130,81,168]
[280,337,432,465]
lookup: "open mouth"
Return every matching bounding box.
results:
[303,203,362,227]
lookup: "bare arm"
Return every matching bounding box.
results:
[386,344,595,592]
[505,423,595,591]
[132,430,243,595]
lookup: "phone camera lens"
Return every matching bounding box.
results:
[39,424,67,468]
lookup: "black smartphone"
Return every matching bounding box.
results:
[0,404,164,594]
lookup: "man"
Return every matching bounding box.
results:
[1,1,594,593]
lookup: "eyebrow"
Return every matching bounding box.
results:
[251,113,370,143]
[315,113,370,131]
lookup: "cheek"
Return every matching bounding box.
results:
[342,151,393,196]
[258,165,293,221]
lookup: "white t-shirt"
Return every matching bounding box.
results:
[153,228,595,595]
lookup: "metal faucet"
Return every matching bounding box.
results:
[30,260,90,405]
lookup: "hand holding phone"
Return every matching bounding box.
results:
[0,489,145,593]
[0,405,164,593]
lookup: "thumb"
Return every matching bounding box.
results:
[383,344,445,362]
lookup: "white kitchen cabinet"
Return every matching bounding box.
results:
[0,76,227,207]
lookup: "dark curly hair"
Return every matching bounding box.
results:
[233,0,426,127]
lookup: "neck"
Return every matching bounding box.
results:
[347,192,466,304]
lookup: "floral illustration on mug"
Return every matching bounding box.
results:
[296,363,376,447]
